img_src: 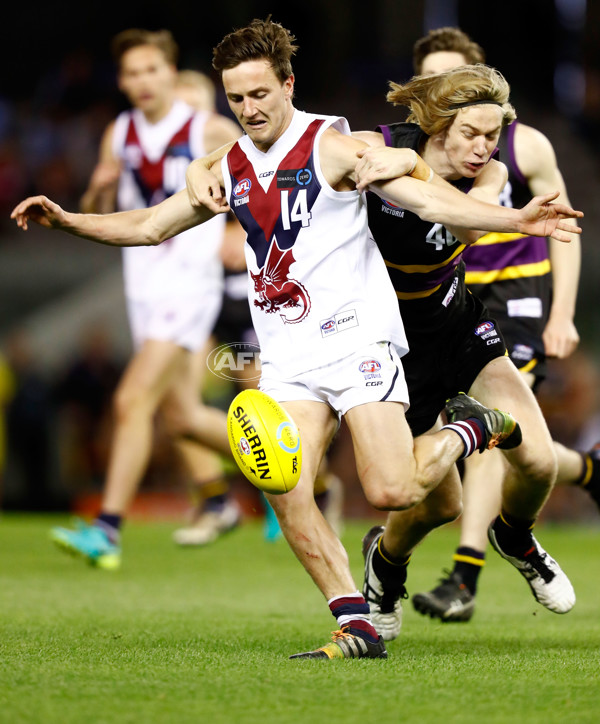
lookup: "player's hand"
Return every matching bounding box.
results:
[185,159,230,214]
[355,147,417,193]
[10,195,67,231]
[518,191,583,242]
[543,315,580,358]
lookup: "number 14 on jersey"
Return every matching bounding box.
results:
[281,189,312,230]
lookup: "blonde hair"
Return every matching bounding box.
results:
[175,70,216,112]
[387,64,516,136]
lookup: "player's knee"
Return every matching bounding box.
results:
[516,443,558,489]
[427,496,462,526]
[365,484,421,512]
[113,385,147,423]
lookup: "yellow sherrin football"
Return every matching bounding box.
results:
[227,389,302,495]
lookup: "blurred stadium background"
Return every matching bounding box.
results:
[0,0,598,518]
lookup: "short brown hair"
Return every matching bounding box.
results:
[413,27,485,75]
[387,64,515,137]
[111,29,179,68]
[212,18,298,83]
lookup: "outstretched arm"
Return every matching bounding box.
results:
[351,139,580,243]
[371,174,582,243]
[11,189,216,247]
[515,123,581,358]
[444,160,509,244]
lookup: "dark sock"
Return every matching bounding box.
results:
[373,538,410,591]
[452,546,485,595]
[577,451,600,501]
[95,513,122,543]
[314,489,329,513]
[204,493,227,513]
[492,511,535,556]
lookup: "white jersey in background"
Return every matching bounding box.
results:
[221,109,407,378]
[113,100,224,302]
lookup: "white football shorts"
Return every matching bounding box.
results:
[127,291,222,352]
[259,340,409,417]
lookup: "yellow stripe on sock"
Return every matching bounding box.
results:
[499,511,535,530]
[377,538,411,567]
[580,455,594,487]
[452,554,485,567]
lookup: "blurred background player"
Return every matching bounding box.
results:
[50,29,242,569]
[170,70,343,545]
[408,27,599,622]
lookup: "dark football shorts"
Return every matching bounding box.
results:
[467,279,548,392]
[399,270,507,437]
[212,294,258,348]
[486,314,547,392]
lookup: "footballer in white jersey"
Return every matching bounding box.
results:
[113,100,224,348]
[222,109,408,379]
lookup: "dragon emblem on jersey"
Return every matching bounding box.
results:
[250,237,311,324]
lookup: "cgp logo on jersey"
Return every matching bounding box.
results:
[320,309,359,338]
[277,168,313,188]
[207,342,262,381]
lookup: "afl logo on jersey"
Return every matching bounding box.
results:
[382,199,401,209]
[233,178,252,198]
[474,322,495,337]
[359,360,381,374]
[321,320,336,332]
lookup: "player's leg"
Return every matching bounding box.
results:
[51,339,188,568]
[346,399,495,510]
[162,347,240,546]
[347,392,501,643]
[353,411,465,639]
[469,356,575,613]
[554,440,600,511]
[412,448,504,622]
[347,339,522,640]
[264,400,384,659]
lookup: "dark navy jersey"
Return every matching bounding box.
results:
[366,123,472,303]
[462,120,552,373]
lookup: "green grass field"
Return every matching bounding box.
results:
[1,514,599,724]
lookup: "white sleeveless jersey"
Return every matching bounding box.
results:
[113,100,224,301]
[221,109,407,378]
